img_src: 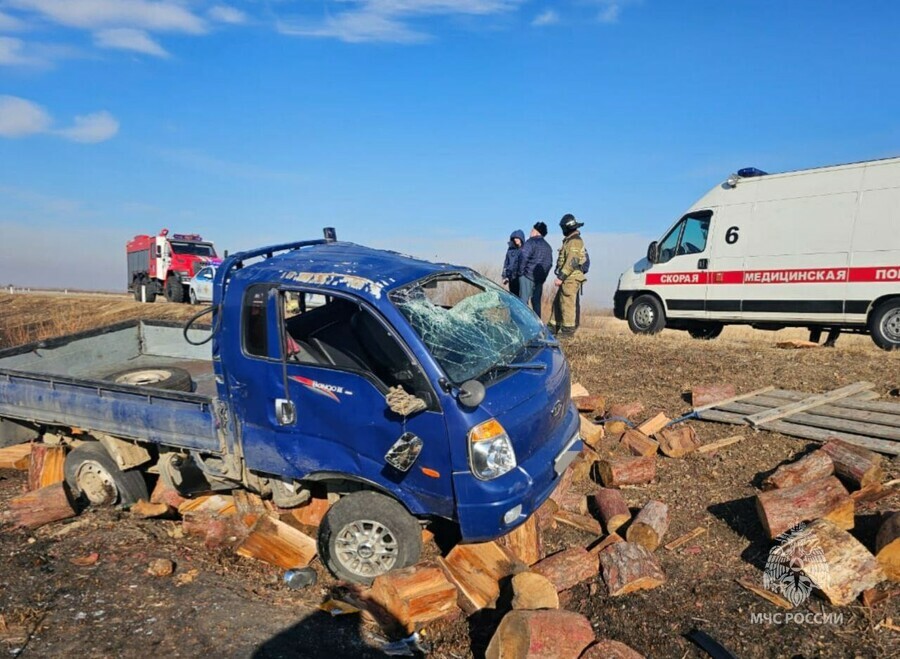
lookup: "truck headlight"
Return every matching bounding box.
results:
[468,419,516,480]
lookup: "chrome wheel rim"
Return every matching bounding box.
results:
[114,369,172,386]
[633,303,655,331]
[76,460,118,504]
[335,520,399,578]
[881,308,900,343]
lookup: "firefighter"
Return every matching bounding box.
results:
[550,214,588,337]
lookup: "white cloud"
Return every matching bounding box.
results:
[0,37,33,66]
[593,0,640,24]
[0,10,26,30]
[0,96,119,143]
[94,28,169,57]
[8,0,207,33]
[208,5,246,25]
[531,9,559,27]
[56,111,120,143]
[0,96,52,137]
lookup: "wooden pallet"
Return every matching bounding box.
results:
[696,382,900,455]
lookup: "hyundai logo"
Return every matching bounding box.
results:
[551,400,563,418]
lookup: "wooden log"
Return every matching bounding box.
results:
[290,497,331,528]
[762,451,834,490]
[27,443,47,491]
[573,395,606,414]
[27,444,65,490]
[534,498,559,530]
[184,510,250,549]
[592,488,630,534]
[233,489,268,528]
[553,511,603,536]
[439,542,515,614]
[571,449,600,483]
[755,476,854,540]
[599,541,666,596]
[485,609,595,659]
[735,578,792,610]
[369,564,459,633]
[0,443,32,470]
[657,425,701,458]
[131,499,171,518]
[803,519,885,605]
[579,415,605,450]
[875,512,900,582]
[8,482,76,529]
[696,435,744,454]
[497,515,543,566]
[820,439,884,488]
[626,501,669,551]
[664,526,706,551]
[236,515,317,569]
[691,384,737,409]
[149,478,188,509]
[553,490,587,515]
[510,572,559,610]
[637,413,670,437]
[178,494,235,516]
[620,429,658,457]
[581,640,645,659]
[597,455,656,488]
[607,402,644,420]
[532,547,598,592]
[604,420,628,436]
[550,460,577,502]
[571,383,590,398]
[588,532,624,555]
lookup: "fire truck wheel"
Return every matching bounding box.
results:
[870,298,900,351]
[165,275,185,303]
[65,442,149,506]
[104,366,194,392]
[133,278,157,303]
[627,294,666,335]
[318,491,422,585]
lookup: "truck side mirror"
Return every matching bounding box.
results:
[458,380,486,408]
[647,241,659,264]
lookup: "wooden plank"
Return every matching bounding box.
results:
[696,435,745,453]
[746,394,900,430]
[745,382,876,427]
[768,389,900,414]
[718,401,900,442]
[0,443,32,470]
[692,385,775,412]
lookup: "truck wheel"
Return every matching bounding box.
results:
[318,491,422,585]
[165,275,185,303]
[687,323,724,340]
[105,366,194,392]
[870,298,900,351]
[627,295,666,335]
[65,442,148,506]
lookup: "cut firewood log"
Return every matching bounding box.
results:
[579,415,605,450]
[597,455,656,488]
[439,542,515,614]
[626,501,669,551]
[485,609,595,659]
[696,434,744,454]
[553,490,588,515]
[604,420,628,436]
[511,571,559,610]
[178,494,236,516]
[8,482,76,529]
[571,383,590,398]
[550,461,577,502]
[592,488,631,534]
[821,439,884,489]
[755,476,854,540]
[588,532,624,556]
[183,510,249,549]
[581,639,645,659]
[497,515,543,566]
[553,511,603,536]
[876,512,900,582]
[607,402,644,421]
[236,515,316,569]
[0,443,32,470]
[534,498,559,530]
[150,478,188,509]
[762,451,834,490]
[637,413,670,437]
[573,395,606,415]
[532,547,598,592]
[599,541,666,596]
[369,564,459,633]
[571,448,600,483]
[131,499,171,518]
[620,429,658,457]
[28,444,66,491]
[803,519,886,605]
[691,384,737,409]
[233,489,268,528]
[290,497,331,528]
[657,425,701,459]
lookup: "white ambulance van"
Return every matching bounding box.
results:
[613,157,900,350]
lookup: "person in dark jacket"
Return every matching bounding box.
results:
[518,222,553,318]
[502,229,525,297]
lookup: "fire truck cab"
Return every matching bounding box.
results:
[126,229,220,303]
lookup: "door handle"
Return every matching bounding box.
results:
[697,258,709,270]
[275,398,296,426]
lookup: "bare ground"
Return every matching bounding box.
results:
[1,294,899,658]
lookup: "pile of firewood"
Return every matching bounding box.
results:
[0,442,75,529]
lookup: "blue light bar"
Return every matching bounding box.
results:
[737,167,768,178]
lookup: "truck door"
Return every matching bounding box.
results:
[644,210,714,319]
[705,204,749,318]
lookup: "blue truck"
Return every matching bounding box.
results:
[0,233,581,583]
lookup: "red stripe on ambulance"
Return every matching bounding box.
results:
[646,266,900,285]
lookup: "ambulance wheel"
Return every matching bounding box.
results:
[870,298,900,351]
[318,491,422,585]
[688,323,723,340]
[65,442,149,506]
[627,295,666,335]
[165,276,185,303]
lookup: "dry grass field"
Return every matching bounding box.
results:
[0,292,898,658]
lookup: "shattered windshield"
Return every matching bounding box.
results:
[391,273,545,384]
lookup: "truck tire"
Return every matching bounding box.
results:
[132,277,157,303]
[687,322,724,340]
[165,275,185,303]
[65,442,148,506]
[870,298,900,351]
[627,294,666,335]
[104,366,194,392]
[318,491,422,585]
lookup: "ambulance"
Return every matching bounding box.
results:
[613,157,900,350]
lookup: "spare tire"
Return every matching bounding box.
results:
[104,366,194,392]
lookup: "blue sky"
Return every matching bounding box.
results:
[1,1,899,305]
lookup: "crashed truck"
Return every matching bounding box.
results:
[0,232,581,583]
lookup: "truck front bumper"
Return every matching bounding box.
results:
[613,289,635,320]
[452,406,581,542]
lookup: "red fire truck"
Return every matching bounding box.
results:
[126,229,221,303]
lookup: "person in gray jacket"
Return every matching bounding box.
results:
[518,222,553,318]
